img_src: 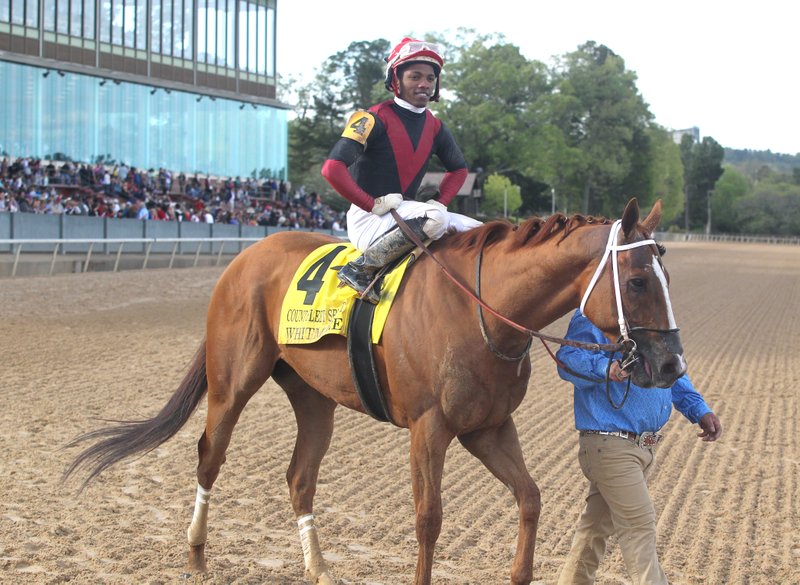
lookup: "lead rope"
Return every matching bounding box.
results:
[605,358,633,409]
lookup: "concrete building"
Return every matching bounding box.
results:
[671,126,700,145]
[0,0,288,178]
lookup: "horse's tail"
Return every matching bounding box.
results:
[63,341,208,490]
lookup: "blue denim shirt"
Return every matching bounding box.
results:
[556,310,711,434]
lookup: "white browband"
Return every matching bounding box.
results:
[579,220,657,340]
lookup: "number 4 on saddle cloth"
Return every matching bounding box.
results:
[278,242,414,423]
[278,242,412,345]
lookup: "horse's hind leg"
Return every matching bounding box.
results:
[186,334,275,573]
[274,361,337,585]
[458,417,541,585]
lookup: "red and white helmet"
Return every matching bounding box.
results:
[384,37,445,101]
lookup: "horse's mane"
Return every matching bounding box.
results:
[445,213,613,252]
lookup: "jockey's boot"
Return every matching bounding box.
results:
[338,218,429,304]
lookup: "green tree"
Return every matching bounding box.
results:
[287,88,347,194]
[287,41,391,196]
[322,39,391,111]
[482,173,522,218]
[438,35,552,205]
[549,42,653,216]
[734,186,800,235]
[646,126,684,226]
[681,135,725,231]
[522,92,587,214]
[712,167,751,233]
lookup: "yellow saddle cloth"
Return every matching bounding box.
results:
[278,242,412,345]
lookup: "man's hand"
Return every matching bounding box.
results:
[609,360,629,382]
[371,193,404,216]
[698,412,722,442]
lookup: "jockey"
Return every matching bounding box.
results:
[321,37,482,303]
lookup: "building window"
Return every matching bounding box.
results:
[237,0,273,77]
[83,0,95,39]
[25,0,37,27]
[182,0,193,59]
[56,0,68,33]
[70,0,83,37]
[42,0,54,31]
[10,0,23,25]
[0,0,10,24]
[160,0,172,55]
[215,0,226,67]
[100,0,110,43]
[266,2,274,76]
[111,0,122,45]
[150,0,160,53]
[122,0,134,48]
[171,0,182,57]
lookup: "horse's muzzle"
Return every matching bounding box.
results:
[627,328,686,388]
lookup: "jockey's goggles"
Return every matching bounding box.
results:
[386,40,444,70]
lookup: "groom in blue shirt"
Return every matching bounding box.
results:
[556,310,722,585]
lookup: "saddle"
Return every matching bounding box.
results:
[278,242,416,424]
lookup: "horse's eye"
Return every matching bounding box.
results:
[629,278,646,290]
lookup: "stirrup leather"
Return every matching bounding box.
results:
[339,219,428,304]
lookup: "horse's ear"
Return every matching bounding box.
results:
[641,200,663,236]
[621,198,640,239]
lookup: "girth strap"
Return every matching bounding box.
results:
[347,298,395,424]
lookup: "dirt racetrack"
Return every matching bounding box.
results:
[1,241,799,585]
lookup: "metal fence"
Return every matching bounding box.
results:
[0,237,270,277]
[0,212,346,277]
[3,212,797,277]
[656,231,800,245]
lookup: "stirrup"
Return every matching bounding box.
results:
[337,263,381,304]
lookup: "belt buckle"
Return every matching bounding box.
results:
[638,432,661,448]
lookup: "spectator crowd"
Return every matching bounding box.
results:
[0,156,345,232]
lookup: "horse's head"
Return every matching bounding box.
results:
[582,198,686,388]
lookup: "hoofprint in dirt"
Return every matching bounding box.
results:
[1,242,798,584]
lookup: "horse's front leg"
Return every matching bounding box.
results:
[458,417,541,585]
[409,411,455,585]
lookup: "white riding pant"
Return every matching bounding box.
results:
[346,201,482,251]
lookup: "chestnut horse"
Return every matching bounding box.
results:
[65,198,685,585]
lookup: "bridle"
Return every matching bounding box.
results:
[571,219,679,407]
[578,219,677,366]
[389,211,678,394]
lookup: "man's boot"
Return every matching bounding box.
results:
[338,218,428,303]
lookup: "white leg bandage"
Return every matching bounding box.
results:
[187,483,211,546]
[297,514,318,570]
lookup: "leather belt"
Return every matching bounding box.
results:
[580,430,663,448]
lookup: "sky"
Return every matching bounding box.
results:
[276,0,799,155]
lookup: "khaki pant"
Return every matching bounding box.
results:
[557,433,667,585]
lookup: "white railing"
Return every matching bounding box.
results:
[0,237,264,277]
[655,232,800,245]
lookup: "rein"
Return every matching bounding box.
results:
[389,210,625,354]
[475,245,532,365]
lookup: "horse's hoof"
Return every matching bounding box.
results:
[187,543,208,573]
[306,568,336,585]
